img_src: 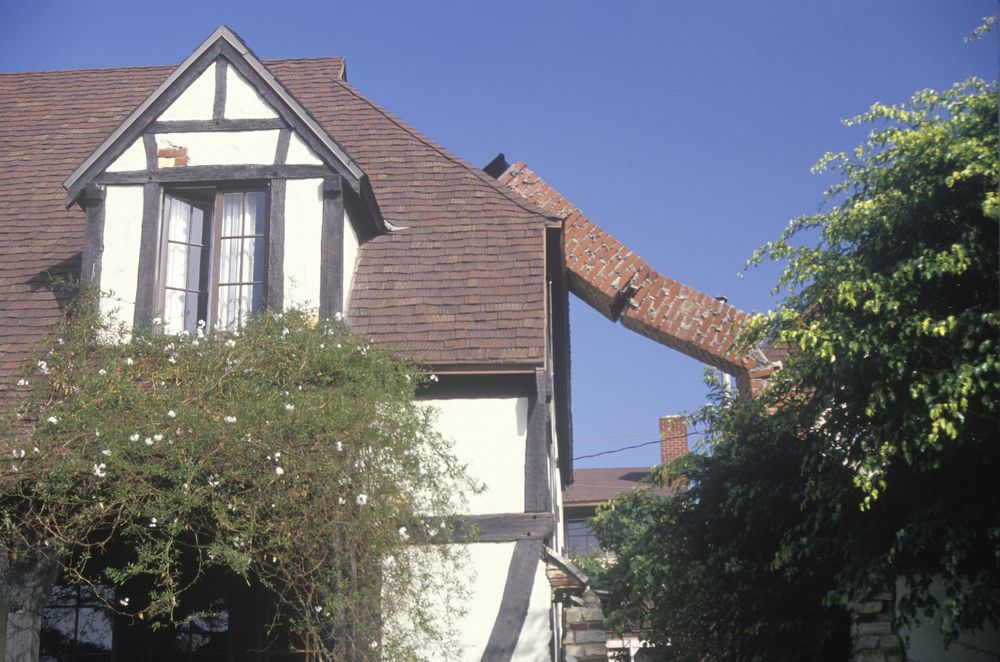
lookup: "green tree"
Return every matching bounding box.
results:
[589,77,999,658]
[1,291,477,661]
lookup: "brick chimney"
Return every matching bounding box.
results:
[659,415,688,467]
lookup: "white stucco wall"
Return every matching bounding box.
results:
[897,578,1000,661]
[154,131,279,167]
[282,178,324,311]
[286,132,323,165]
[106,137,146,172]
[421,397,528,515]
[512,560,555,662]
[224,66,278,119]
[342,209,358,312]
[158,63,215,121]
[98,185,146,329]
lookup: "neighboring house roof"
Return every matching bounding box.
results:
[563,467,674,508]
[0,56,551,398]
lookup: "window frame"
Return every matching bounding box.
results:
[155,183,270,334]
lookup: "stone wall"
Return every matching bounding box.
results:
[545,550,608,662]
[851,593,904,662]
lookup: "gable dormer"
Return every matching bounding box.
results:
[65,26,386,335]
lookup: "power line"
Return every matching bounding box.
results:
[572,427,710,461]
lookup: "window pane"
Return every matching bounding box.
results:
[250,284,264,314]
[244,191,266,235]
[168,198,190,242]
[239,285,252,325]
[217,285,239,331]
[186,292,201,332]
[191,207,205,247]
[186,246,203,292]
[76,608,113,651]
[164,289,187,334]
[241,238,265,283]
[165,243,188,289]
[219,239,240,284]
[253,236,267,282]
[222,192,242,237]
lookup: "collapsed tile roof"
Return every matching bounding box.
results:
[0,57,551,399]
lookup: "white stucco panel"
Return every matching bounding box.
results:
[387,543,515,661]
[342,208,358,312]
[283,178,324,311]
[158,63,215,121]
[106,137,146,172]
[512,560,555,662]
[285,131,323,165]
[155,131,279,166]
[422,397,528,515]
[224,66,278,119]
[99,186,146,330]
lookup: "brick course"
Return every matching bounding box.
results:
[498,162,778,399]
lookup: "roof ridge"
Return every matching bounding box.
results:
[331,79,561,222]
[0,57,343,78]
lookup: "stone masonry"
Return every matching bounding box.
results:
[545,550,608,662]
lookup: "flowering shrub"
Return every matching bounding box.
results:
[1,289,476,660]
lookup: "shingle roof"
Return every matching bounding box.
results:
[0,57,548,399]
[562,467,675,507]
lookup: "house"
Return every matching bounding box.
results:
[0,26,578,661]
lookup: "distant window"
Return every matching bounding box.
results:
[159,188,267,334]
[565,516,602,556]
[41,584,113,661]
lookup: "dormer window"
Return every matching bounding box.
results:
[159,187,267,334]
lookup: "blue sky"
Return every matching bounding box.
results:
[3,2,996,467]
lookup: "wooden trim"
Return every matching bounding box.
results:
[95,164,331,185]
[482,539,542,661]
[143,134,159,171]
[133,183,162,328]
[79,185,106,286]
[147,118,287,133]
[267,179,286,311]
[415,374,534,400]
[524,368,551,513]
[64,40,225,205]
[319,176,344,319]
[274,129,291,165]
[449,513,554,543]
[217,39,363,182]
[213,58,227,120]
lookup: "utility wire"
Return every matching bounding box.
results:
[573,428,709,461]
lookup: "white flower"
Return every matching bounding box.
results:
[314,605,323,613]
[98,368,107,376]
[16,378,28,387]
[333,312,344,322]
[355,494,368,506]
[125,357,134,366]
[225,339,236,348]
[336,441,343,452]
[32,447,39,454]
[153,434,163,442]
[281,328,289,337]
[429,374,439,382]
[163,343,174,352]
[144,437,153,446]
[168,355,177,365]
[284,403,295,411]
[149,517,157,528]
[208,475,221,488]
[275,466,285,476]
[152,317,162,325]
[338,497,346,505]
[398,526,409,541]
[370,641,379,650]
[167,410,176,419]
[119,597,130,607]
[101,449,111,457]
[92,463,106,478]
[319,343,325,349]
[223,415,237,424]
[46,416,58,425]
[197,319,206,328]
[37,360,49,375]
